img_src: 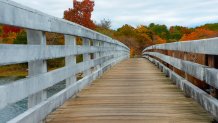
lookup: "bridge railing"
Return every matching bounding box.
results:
[0,0,130,122]
[143,38,218,120]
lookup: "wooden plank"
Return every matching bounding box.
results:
[46,58,213,123]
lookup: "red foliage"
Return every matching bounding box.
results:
[2,25,21,37]
[180,28,218,41]
[64,0,96,30]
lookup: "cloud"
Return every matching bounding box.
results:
[12,0,218,29]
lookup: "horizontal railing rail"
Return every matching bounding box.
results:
[143,38,218,120]
[0,0,130,123]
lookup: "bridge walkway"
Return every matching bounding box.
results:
[46,58,213,123]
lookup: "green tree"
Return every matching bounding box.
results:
[169,26,193,42]
[13,31,27,44]
[201,23,218,31]
[148,23,170,40]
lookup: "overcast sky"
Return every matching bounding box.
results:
[14,0,218,29]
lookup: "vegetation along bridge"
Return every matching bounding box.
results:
[0,0,218,123]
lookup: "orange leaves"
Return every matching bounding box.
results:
[64,0,96,30]
[130,48,135,58]
[0,25,22,44]
[155,35,166,44]
[180,28,218,41]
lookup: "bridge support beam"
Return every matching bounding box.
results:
[26,30,47,109]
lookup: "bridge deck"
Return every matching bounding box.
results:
[46,58,213,123]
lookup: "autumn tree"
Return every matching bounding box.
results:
[154,35,166,44]
[135,25,154,46]
[169,26,193,42]
[180,28,218,41]
[0,25,2,36]
[64,0,96,30]
[2,25,21,37]
[115,24,135,36]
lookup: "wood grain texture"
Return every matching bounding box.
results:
[46,58,213,123]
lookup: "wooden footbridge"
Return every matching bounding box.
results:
[0,0,218,123]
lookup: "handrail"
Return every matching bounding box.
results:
[0,0,130,123]
[143,38,218,120]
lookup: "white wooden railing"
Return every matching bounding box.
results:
[0,0,130,123]
[143,38,218,120]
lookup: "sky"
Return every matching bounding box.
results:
[13,0,218,29]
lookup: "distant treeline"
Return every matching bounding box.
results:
[96,22,218,57]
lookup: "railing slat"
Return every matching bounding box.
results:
[0,44,120,66]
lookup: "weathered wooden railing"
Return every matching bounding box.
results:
[0,0,130,123]
[143,38,218,120]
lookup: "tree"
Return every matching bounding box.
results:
[135,25,154,47]
[180,28,218,41]
[169,26,192,42]
[0,25,2,36]
[155,35,166,44]
[148,23,170,40]
[13,31,27,44]
[116,24,135,36]
[2,25,21,37]
[199,23,218,31]
[64,0,96,30]
[98,19,112,29]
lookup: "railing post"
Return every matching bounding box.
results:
[83,38,91,77]
[93,40,100,71]
[183,52,188,80]
[26,30,47,108]
[65,35,76,86]
[207,55,218,98]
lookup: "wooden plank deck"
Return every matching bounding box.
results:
[46,58,213,123]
